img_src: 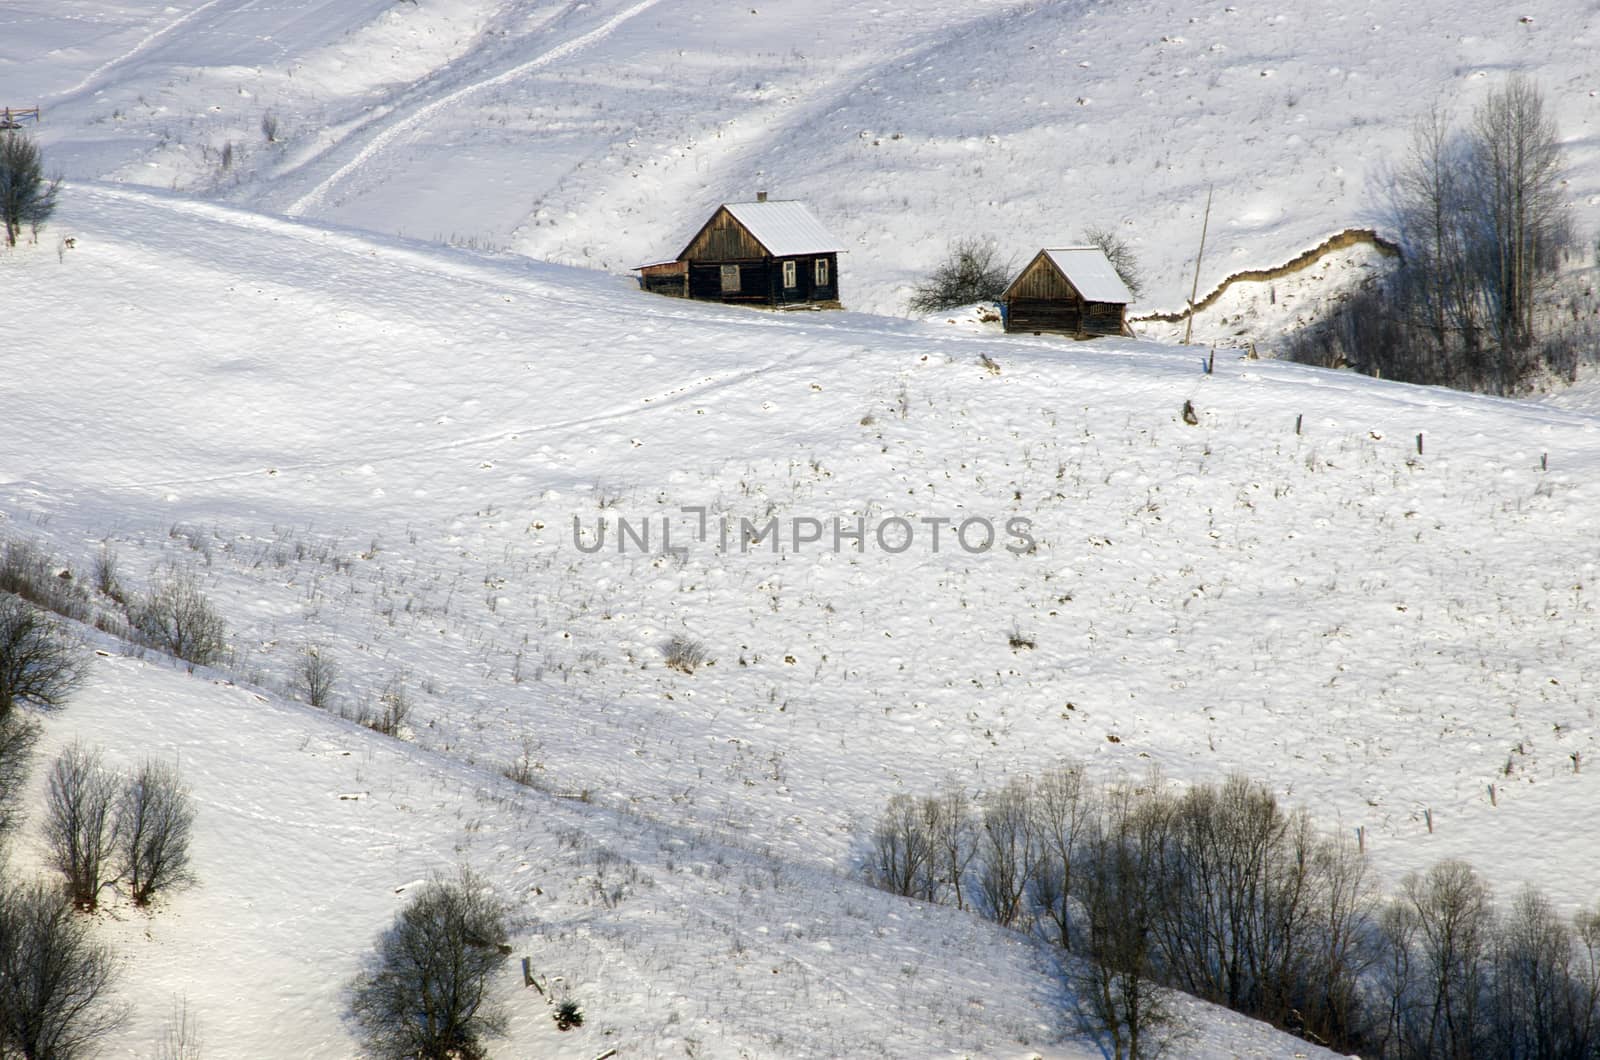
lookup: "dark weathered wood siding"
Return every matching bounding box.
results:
[638,260,688,297]
[682,207,766,262]
[1002,254,1126,337]
[647,207,842,308]
[686,253,838,307]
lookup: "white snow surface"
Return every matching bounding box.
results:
[720,200,844,258]
[2,1,1600,1057]
[1033,249,1134,306]
[7,0,1600,315]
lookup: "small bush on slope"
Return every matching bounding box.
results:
[907,237,1011,314]
[0,594,88,720]
[0,878,124,1059]
[132,567,228,669]
[349,870,511,1060]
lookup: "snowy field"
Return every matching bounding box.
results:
[3,1,1600,1057]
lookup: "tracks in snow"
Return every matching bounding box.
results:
[53,0,237,101]
[283,0,665,218]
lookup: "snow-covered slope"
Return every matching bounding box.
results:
[8,0,1600,314]
[5,182,1600,1055]
[5,1,1600,1056]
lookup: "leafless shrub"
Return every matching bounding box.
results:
[0,540,90,622]
[44,743,122,911]
[117,759,196,906]
[92,545,124,604]
[375,674,411,737]
[0,710,40,845]
[501,736,543,789]
[293,645,339,708]
[133,567,227,669]
[907,237,1011,314]
[869,794,938,900]
[349,870,510,1060]
[153,994,203,1060]
[0,878,125,1057]
[975,777,1036,928]
[0,593,87,720]
[1069,783,1179,1060]
[260,111,279,144]
[663,636,708,674]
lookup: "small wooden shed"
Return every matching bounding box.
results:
[637,195,843,309]
[1000,247,1132,337]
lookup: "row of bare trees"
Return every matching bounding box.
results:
[867,766,1600,1059]
[1288,76,1584,392]
[1,588,199,1058]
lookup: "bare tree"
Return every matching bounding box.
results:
[0,594,87,720]
[0,878,125,1059]
[0,131,62,247]
[975,777,1037,928]
[1070,783,1177,1060]
[0,710,40,845]
[1403,859,1494,1059]
[118,759,196,906]
[907,237,1011,313]
[1298,832,1377,1050]
[1470,75,1569,356]
[1291,77,1571,393]
[869,793,937,900]
[1029,760,1093,950]
[928,781,978,912]
[292,645,339,708]
[134,568,227,669]
[44,743,123,911]
[1486,886,1600,1059]
[349,870,511,1060]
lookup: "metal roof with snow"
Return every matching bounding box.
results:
[715,200,844,257]
[1027,246,1133,304]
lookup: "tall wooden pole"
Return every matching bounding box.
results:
[1184,185,1213,346]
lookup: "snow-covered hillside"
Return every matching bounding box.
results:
[4,179,1599,1057]
[8,0,1600,315]
[4,1,1600,1057]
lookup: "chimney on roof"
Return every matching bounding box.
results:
[756,190,768,202]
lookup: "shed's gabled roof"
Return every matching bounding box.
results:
[707,200,845,258]
[1004,246,1133,304]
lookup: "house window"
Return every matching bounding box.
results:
[782,260,797,289]
[815,259,829,287]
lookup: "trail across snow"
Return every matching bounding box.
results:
[284,0,666,217]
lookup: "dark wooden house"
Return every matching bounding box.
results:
[637,195,843,309]
[1000,247,1132,337]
